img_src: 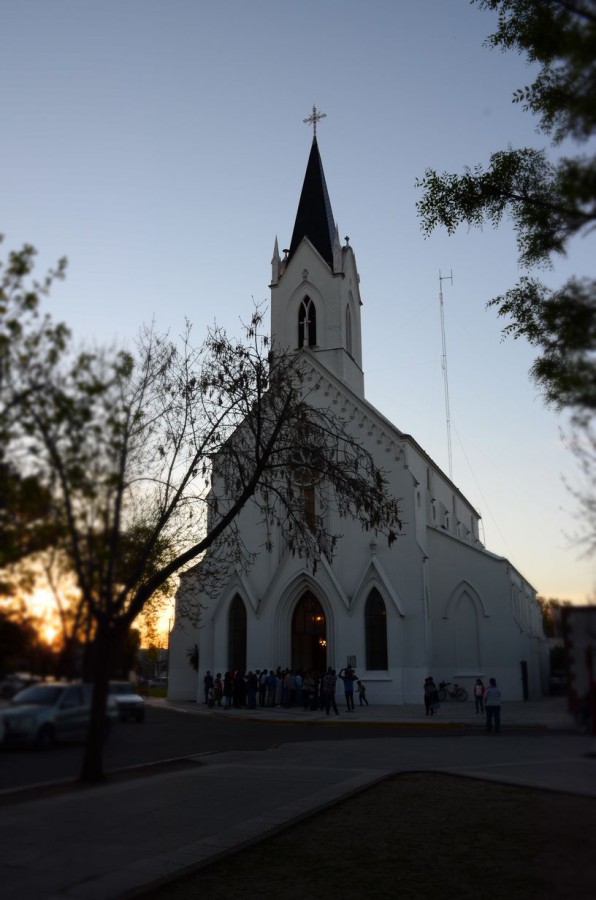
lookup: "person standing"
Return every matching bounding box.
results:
[357,680,369,706]
[294,671,303,708]
[302,671,314,710]
[265,669,276,706]
[274,669,283,707]
[223,671,233,708]
[213,673,223,707]
[423,677,432,715]
[484,677,502,733]
[282,669,292,708]
[424,677,439,716]
[203,671,214,705]
[473,678,485,714]
[322,667,340,716]
[246,671,258,709]
[338,666,357,711]
[258,670,268,707]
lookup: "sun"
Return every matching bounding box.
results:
[23,589,62,647]
[42,623,59,647]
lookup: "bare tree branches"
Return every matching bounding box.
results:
[4,283,402,781]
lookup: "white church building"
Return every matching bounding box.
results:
[168,133,548,704]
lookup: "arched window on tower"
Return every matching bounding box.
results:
[228,594,247,672]
[298,297,317,348]
[345,304,352,355]
[365,589,388,670]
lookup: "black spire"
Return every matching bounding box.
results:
[288,137,335,268]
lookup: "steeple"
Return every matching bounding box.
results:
[271,129,365,399]
[288,137,336,268]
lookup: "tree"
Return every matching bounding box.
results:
[0,238,69,588]
[416,0,596,418]
[0,605,56,678]
[0,608,36,676]
[7,288,402,783]
[537,595,572,639]
[0,462,56,594]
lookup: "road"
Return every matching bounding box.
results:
[0,702,482,793]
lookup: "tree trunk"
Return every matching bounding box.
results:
[79,622,119,784]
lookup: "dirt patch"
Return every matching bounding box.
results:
[140,772,596,900]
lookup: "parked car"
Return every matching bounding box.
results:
[149,676,168,687]
[0,672,41,699]
[0,682,117,750]
[108,681,145,722]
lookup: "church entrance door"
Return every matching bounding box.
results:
[291,592,327,672]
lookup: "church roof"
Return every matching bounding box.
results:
[288,137,336,268]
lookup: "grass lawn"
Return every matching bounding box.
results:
[141,772,595,900]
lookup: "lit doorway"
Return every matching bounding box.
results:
[292,591,327,672]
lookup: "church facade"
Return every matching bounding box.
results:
[168,136,547,704]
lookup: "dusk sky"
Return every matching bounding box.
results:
[2,0,593,604]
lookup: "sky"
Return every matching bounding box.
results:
[1,0,594,606]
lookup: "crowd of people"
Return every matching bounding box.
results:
[201,668,503,730]
[201,666,369,713]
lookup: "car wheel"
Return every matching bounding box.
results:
[135,711,145,723]
[35,724,55,751]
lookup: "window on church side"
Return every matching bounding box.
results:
[228,594,247,672]
[298,297,317,348]
[302,482,316,534]
[365,589,388,670]
[454,593,480,670]
[345,304,352,355]
[290,431,325,538]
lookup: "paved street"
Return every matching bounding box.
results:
[0,695,594,899]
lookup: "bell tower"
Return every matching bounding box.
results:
[270,119,365,398]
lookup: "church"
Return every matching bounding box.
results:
[168,127,547,704]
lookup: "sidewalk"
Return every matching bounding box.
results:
[0,696,593,900]
[153,693,574,730]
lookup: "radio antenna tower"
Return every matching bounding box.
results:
[439,270,453,480]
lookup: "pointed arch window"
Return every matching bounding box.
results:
[454,592,480,670]
[228,594,247,672]
[365,589,388,670]
[303,482,316,533]
[345,304,352,355]
[298,297,317,348]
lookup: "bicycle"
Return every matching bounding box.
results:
[437,681,468,702]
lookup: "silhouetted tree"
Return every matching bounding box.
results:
[6,272,402,783]
[417,1,596,417]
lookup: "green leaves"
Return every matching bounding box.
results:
[417,2,596,418]
[475,0,596,144]
[416,148,588,267]
[490,276,596,411]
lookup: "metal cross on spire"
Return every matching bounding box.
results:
[303,105,327,137]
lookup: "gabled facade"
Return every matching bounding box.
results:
[168,137,548,703]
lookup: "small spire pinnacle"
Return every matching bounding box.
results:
[303,105,326,138]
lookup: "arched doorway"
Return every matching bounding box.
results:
[292,591,327,672]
